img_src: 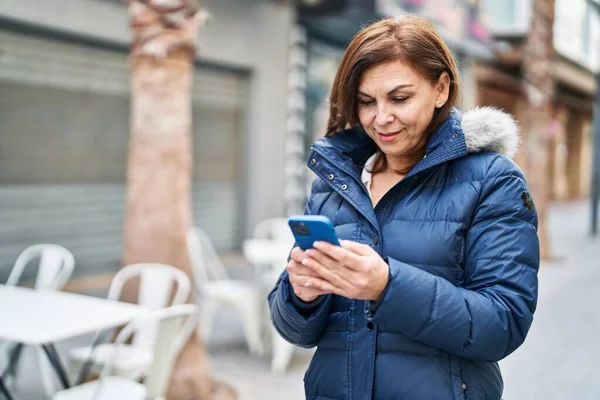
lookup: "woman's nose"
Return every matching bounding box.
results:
[375,104,394,126]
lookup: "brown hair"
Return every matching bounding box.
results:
[325,15,460,169]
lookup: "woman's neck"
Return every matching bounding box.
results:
[383,152,423,175]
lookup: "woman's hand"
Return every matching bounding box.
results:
[286,247,330,302]
[300,240,390,301]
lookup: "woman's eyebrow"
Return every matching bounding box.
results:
[387,84,414,95]
[357,84,414,98]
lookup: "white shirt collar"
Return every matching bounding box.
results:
[361,152,379,197]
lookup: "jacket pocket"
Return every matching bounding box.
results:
[448,355,467,400]
[459,358,468,399]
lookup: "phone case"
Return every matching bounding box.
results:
[288,215,340,250]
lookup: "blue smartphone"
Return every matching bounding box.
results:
[288,215,340,250]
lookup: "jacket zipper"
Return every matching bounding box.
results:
[309,147,380,232]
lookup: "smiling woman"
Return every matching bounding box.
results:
[357,62,447,164]
[355,59,452,206]
[269,15,539,400]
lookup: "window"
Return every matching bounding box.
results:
[482,0,516,26]
[480,0,531,35]
[582,4,592,56]
[554,0,599,71]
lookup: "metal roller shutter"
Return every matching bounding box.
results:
[0,30,248,281]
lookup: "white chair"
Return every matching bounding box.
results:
[252,217,294,243]
[1,244,75,394]
[187,227,264,356]
[5,244,75,289]
[53,304,198,400]
[67,263,190,383]
[248,217,295,277]
[246,219,298,373]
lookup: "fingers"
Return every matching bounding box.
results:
[302,249,354,290]
[312,241,363,271]
[287,260,331,301]
[304,248,339,270]
[289,247,306,263]
[339,240,374,256]
[303,276,340,295]
[289,280,327,302]
[286,259,315,278]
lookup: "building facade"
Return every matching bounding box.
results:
[4,0,593,282]
[0,0,296,279]
[286,0,494,213]
[479,0,600,201]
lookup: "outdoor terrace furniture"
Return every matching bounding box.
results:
[243,218,297,373]
[187,227,264,356]
[67,263,190,383]
[0,285,146,398]
[53,304,197,400]
[1,244,75,395]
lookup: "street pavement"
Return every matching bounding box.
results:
[499,201,600,400]
[5,201,600,400]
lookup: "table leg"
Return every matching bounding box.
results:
[75,330,109,385]
[3,343,23,380]
[41,344,70,389]
[0,376,15,400]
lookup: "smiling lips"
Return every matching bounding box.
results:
[377,130,401,142]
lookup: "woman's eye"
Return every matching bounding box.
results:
[393,97,408,103]
[358,99,375,106]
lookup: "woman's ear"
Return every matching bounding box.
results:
[435,71,450,108]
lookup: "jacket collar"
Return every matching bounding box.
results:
[309,106,520,178]
[306,107,520,232]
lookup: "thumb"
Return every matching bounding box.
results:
[340,240,373,256]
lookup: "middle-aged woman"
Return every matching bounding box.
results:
[268,15,539,400]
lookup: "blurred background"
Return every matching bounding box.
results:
[0,0,599,399]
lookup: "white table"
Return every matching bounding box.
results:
[242,239,299,372]
[0,285,147,396]
[242,238,292,276]
[0,286,146,344]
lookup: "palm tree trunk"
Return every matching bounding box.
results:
[522,0,555,260]
[123,1,235,398]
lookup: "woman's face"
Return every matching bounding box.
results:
[356,60,449,160]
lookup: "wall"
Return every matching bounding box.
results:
[554,0,600,73]
[0,0,294,236]
[550,105,570,201]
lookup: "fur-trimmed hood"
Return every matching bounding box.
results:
[311,106,521,169]
[461,106,520,159]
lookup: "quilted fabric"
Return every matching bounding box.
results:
[269,109,540,400]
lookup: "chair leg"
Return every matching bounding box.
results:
[199,302,218,344]
[239,300,264,357]
[0,376,15,400]
[3,343,22,384]
[271,328,294,373]
[38,346,58,396]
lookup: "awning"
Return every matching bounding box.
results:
[298,0,494,60]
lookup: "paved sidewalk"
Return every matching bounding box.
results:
[499,201,600,400]
[6,201,600,400]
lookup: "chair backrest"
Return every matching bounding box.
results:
[252,217,294,244]
[250,218,295,277]
[6,244,74,290]
[108,263,191,348]
[93,304,198,400]
[187,227,229,287]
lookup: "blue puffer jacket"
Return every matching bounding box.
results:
[268,107,540,400]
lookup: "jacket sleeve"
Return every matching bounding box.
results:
[267,181,334,348]
[366,156,540,362]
